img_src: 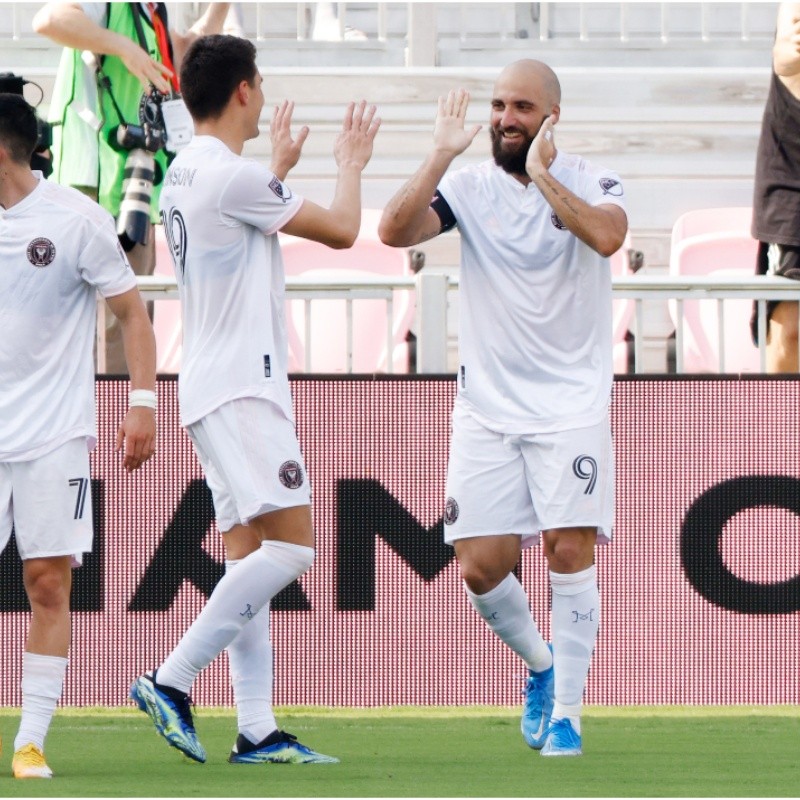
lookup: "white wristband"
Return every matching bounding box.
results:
[129,389,157,410]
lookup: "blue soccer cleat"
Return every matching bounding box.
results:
[228,730,339,764]
[130,673,206,763]
[521,644,555,749]
[540,717,582,757]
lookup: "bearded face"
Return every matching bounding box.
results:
[490,124,534,175]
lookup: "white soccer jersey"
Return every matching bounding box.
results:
[0,175,137,461]
[437,153,626,433]
[159,136,303,425]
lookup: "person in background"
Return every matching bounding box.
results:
[751,2,800,372]
[32,2,229,373]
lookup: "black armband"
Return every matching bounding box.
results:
[431,191,457,233]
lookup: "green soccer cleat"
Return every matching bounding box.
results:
[228,731,339,764]
[130,673,206,763]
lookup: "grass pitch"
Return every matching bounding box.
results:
[0,705,797,797]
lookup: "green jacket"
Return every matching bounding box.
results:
[49,3,169,221]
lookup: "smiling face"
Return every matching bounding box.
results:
[489,60,561,175]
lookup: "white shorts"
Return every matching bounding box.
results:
[443,406,614,548]
[187,397,311,532]
[0,437,93,566]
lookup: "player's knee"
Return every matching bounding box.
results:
[25,570,70,612]
[459,561,506,595]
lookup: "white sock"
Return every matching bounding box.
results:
[157,540,314,694]
[465,574,551,672]
[14,652,67,752]
[225,559,276,744]
[550,565,599,732]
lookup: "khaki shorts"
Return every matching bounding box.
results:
[443,405,614,548]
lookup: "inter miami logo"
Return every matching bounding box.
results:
[269,176,293,203]
[279,460,304,489]
[572,455,598,495]
[550,211,566,230]
[26,237,56,267]
[443,497,459,525]
[162,207,188,278]
[599,178,623,197]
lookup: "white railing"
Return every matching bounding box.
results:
[121,273,800,376]
[4,2,775,66]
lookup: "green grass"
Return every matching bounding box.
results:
[0,706,798,797]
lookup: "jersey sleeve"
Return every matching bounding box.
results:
[436,170,464,222]
[220,161,304,235]
[77,215,138,298]
[584,167,626,212]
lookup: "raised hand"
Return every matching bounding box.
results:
[526,113,558,176]
[433,89,482,157]
[270,100,310,181]
[333,100,381,171]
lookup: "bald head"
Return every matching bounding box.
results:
[495,59,561,107]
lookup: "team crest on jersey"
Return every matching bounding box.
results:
[550,212,566,230]
[444,497,459,525]
[269,176,293,203]
[26,237,56,267]
[599,177,623,197]
[279,460,304,489]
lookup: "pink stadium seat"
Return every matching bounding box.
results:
[610,233,635,373]
[152,226,182,374]
[669,207,759,372]
[280,217,413,373]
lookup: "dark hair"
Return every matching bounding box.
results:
[0,93,38,163]
[180,35,259,121]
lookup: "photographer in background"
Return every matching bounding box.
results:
[33,2,230,374]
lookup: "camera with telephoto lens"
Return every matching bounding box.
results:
[0,72,53,177]
[116,89,167,251]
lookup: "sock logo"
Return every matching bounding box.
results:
[572,609,595,623]
[240,603,254,620]
[572,455,598,494]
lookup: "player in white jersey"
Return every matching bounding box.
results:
[130,35,379,765]
[379,60,627,757]
[0,93,157,778]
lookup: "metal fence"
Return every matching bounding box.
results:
[123,273,800,376]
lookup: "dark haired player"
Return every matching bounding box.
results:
[0,93,156,778]
[379,59,627,757]
[130,35,379,765]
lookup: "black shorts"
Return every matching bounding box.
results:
[750,242,800,344]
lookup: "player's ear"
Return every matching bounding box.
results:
[549,105,561,125]
[236,80,250,106]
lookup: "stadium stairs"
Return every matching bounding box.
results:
[1,1,776,371]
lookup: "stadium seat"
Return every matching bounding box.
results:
[668,207,759,372]
[610,233,635,373]
[152,226,183,374]
[280,213,414,373]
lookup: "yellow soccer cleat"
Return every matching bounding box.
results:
[12,743,53,779]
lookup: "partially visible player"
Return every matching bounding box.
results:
[130,35,379,765]
[379,60,627,757]
[0,93,156,779]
